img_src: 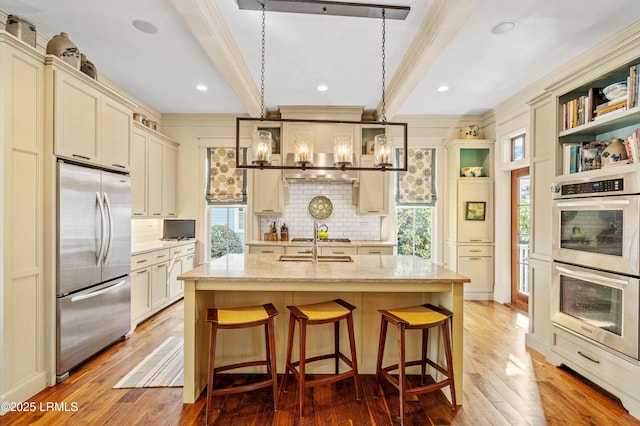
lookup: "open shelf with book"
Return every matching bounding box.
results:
[557,58,640,176]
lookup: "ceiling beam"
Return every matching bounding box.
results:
[379,0,480,120]
[170,0,262,117]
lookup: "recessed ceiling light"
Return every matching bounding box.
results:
[491,20,517,35]
[317,84,329,92]
[437,85,449,92]
[196,84,208,91]
[132,19,158,34]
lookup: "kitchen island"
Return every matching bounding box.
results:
[178,254,470,404]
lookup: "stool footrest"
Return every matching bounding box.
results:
[214,360,271,374]
[209,377,276,397]
[379,369,452,395]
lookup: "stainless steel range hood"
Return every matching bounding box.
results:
[283,152,358,182]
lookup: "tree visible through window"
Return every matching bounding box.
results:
[209,207,245,259]
[397,207,432,259]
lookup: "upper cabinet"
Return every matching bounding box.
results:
[131,122,178,217]
[253,154,284,215]
[356,155,388,215]
[45,56,134,172]
[556,58,640,176]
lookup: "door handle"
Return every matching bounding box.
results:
[96,192,107,265]
[103,192,114,263]
[71,279,127,302]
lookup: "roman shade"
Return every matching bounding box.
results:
[207,147,247,204]
[396,148,436,206]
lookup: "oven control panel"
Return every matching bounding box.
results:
[560,177,623,196]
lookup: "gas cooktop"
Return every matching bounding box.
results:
[291,238,351,243]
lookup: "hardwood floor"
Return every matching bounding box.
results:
[3,300,639,425]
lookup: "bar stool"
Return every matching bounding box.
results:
[205,303,278,425]
[375,303,456,425]
[283,299,362,418]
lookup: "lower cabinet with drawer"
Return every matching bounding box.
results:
[456,244,494,299]
[320,246,357,256]
[548,325,640,418]
[357,246,394,255]
[131,242,196,329]
[248,245,285,254]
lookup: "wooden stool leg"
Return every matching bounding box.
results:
[298,319,307,418]
[397,322,407,426]
[266,316,278,412]
[442,320,456,410]
[421,328,428,385]
[374,315,388,396]
[334,321,340,374]
[282,313,296,393]
[346,312,362,401]
[205,323,218,426]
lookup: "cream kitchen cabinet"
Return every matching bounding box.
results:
[457,245,494,294]
[252,154,284,215]
[357,246,394,255]
[168,243,196,300]
[45,55,134,172]
[320,246,357,255]
[0,33,47,411]
[356,155,389,215]
[249,245,286,254]
[131,242,194,329]
[285,245,312,255]
[446,139,495,300]
[131,122,178,217]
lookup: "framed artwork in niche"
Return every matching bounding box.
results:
[465,201,486,221]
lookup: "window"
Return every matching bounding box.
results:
[207,147,247,259]
[397,207,433,259]
[209,206,245,259]
[395,148,436,258]
[511,134,526,162]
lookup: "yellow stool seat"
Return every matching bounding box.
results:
[385,305,448,327]
[294,300,351,321]
[214,304,271,325]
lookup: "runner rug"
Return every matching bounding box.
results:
[113,336,183,388]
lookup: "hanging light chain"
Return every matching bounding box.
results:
[381,8,387,123]
[260,2,266,119]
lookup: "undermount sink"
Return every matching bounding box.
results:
[278,255,353,263]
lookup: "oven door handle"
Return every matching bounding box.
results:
[555,199,630,208]
[555,265,629,287]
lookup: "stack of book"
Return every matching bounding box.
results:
[561,87,607,130]
[594,95,627,119]
[623,128,640,163]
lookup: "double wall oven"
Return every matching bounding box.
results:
[551,170,640,360]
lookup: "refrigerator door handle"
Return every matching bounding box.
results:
[70,279,127,303]
[103,192,114,262]
[96,191,107,265]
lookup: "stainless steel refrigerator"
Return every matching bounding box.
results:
[56,161,132,382]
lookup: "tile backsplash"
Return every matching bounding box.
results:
[259,183,381,241]
[132,218,162,243]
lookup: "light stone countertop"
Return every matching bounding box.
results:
[178,253,469,286]
[131,238,196,255]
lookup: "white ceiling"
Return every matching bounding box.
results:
[2,0,640,118]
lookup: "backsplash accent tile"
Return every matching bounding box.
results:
[260,183,381,240]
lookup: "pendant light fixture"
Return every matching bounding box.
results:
[235,1,408,173]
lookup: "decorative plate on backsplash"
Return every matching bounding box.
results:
[309,196,333,219]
